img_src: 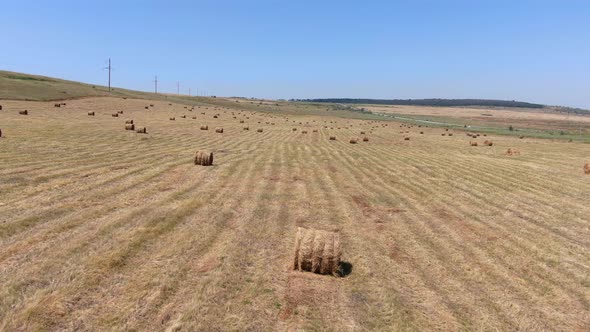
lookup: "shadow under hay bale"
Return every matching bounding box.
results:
[169,117,175,121]
[293,227,342,276]
[112,113,118,117]
[194,150,214,166]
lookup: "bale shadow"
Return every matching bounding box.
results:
[337,261,353,277]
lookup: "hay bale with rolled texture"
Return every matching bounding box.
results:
[88,111,95,116]
[125,119,134,124]
[215,128,224,133]
[470,141,478,146]
[170,117,175,121]
[200,125,209,130]
[19,110,28,115]
[329,136,336,140]
[136,127,147,134]
[292,227,341,276]
[349,137,358,144]
[125,124,135,131]
[363,137,369,142]
[584,163,590,174]
[194,150,214,166]
[257,128,263,132]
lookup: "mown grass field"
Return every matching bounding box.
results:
[1,95,590,331]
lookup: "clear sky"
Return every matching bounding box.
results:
[2,0,589,108]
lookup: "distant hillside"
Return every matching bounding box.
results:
[297,98,545,109]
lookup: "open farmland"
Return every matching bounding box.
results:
[1,96,590,331]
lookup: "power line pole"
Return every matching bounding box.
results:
[189,88,191,96]
[177,82,180,95]
[154,75,158,94]
[104,58,112,92]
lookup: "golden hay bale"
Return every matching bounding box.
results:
[125,124,135,131]
[112,113,118,117]
[584,163,590,174]
[360,131,365,135]
[349,137,358,144]
[257,128,263,132]
[240,120,244,123]
[506,148,520,156]
[215,128,224,133]
[292,128,297,131]
[88,111,95,116]
[19,110,28,115]
[118,110,124,114]
[329,136,336,140]
[136,127,147,134]
[448,133,453,136]
[194,150,214,166]
[181,115,186,118]
[192,116,197,119]
[200,125,209,130]
[404,137,410,141]
[292,227,341,276]
[144,106,149,109]
[483,140,493,146]
[470,141,478,146]
[302,130,308,134]
[243,126,250,130]
[125,119,134,124]
[170,117,175,121]
[363,137,369,142]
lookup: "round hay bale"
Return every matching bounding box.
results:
[194,150,214,166]
[257,128,263,132]
[213,115,218,118]
[420,131,424,134]
[125,119,134,124]
[363,137,369,142]
[292,227,341,276]
[169,117,175,121]
[192,116,197,119]
[145,106,149,110]
[329,136,336,140]
[292,128,297,131]
[54,103,61,108]
[125,124,135,131]
[404,137,410,141]
[88,111,95,116]
[584,163,590,174]
[136,127,147,134]
[200,125,209,130]
[483,140,493,146]
[0,128,2,137]
[118,110,124,114]
[360,131,365,135]
[470,141,478,146]
[448,133,453,136]
[240,120,244,123]
[349,137,358,144]
[243,127,249,130]
[19,110,28,115]
[112,113,118,117]
[215,128,224,133]
[312,129,318,133]
[181,115,186,118]
[302,130,308,134]
[441,133,446,136]
[519,135,525,139]
[0,105,2,111]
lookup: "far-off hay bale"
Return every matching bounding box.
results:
[169,117,175,121]
[54,103,61,108]
[420,131,424,134]
[448,133,453,136]
[349,137,358,144]
[0,105,2,111]
[0,128,2,137]
[329,136,336,140]
[118,110,124,114]
[404,137,410,141]
[125,119,134,124]
[584,163,590,174]
[125,124,135,131]
[136,127,147,134]
[506,148,520,156]
[181,115,186,118]
[200,125,209,130]
[293,227,341,276]
[302,130,308,134]
[213,115,218,118]
[243,126,249,130]
[292,128,297,131]
[215,128,224,133]
[240,120,244,123]
[363,137,369,142]
[88,111,95,116]
[470,141,478,146]
[519,136,525,139]
[312,129,318,133]
[194,150,214,166]
[483,140,493,146]
[19,110,28,115]
[192,116,197,119]
[257,128,263,132]
[441,133,446,136]
[144,106,149,110]
[360,131,365,135]
[112,113,118,117]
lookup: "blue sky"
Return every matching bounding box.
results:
[2,0,589,108]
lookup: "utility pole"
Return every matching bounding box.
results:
[177,82,180,95]
[189,88,191,96]
[104,58,112,92]
[154,75,158,94]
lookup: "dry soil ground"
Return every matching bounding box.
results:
[1,97,589,331]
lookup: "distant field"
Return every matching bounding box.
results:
[1,96,589,331]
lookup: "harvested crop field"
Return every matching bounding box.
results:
[1,97,590,331]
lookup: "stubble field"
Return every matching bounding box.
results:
[1,97,589,331]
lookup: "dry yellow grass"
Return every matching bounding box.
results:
[0,97,589,331]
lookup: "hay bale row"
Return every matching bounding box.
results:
[292,227,341,276]
[194,150,214,166]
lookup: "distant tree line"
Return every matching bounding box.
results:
[294,98,545,109]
